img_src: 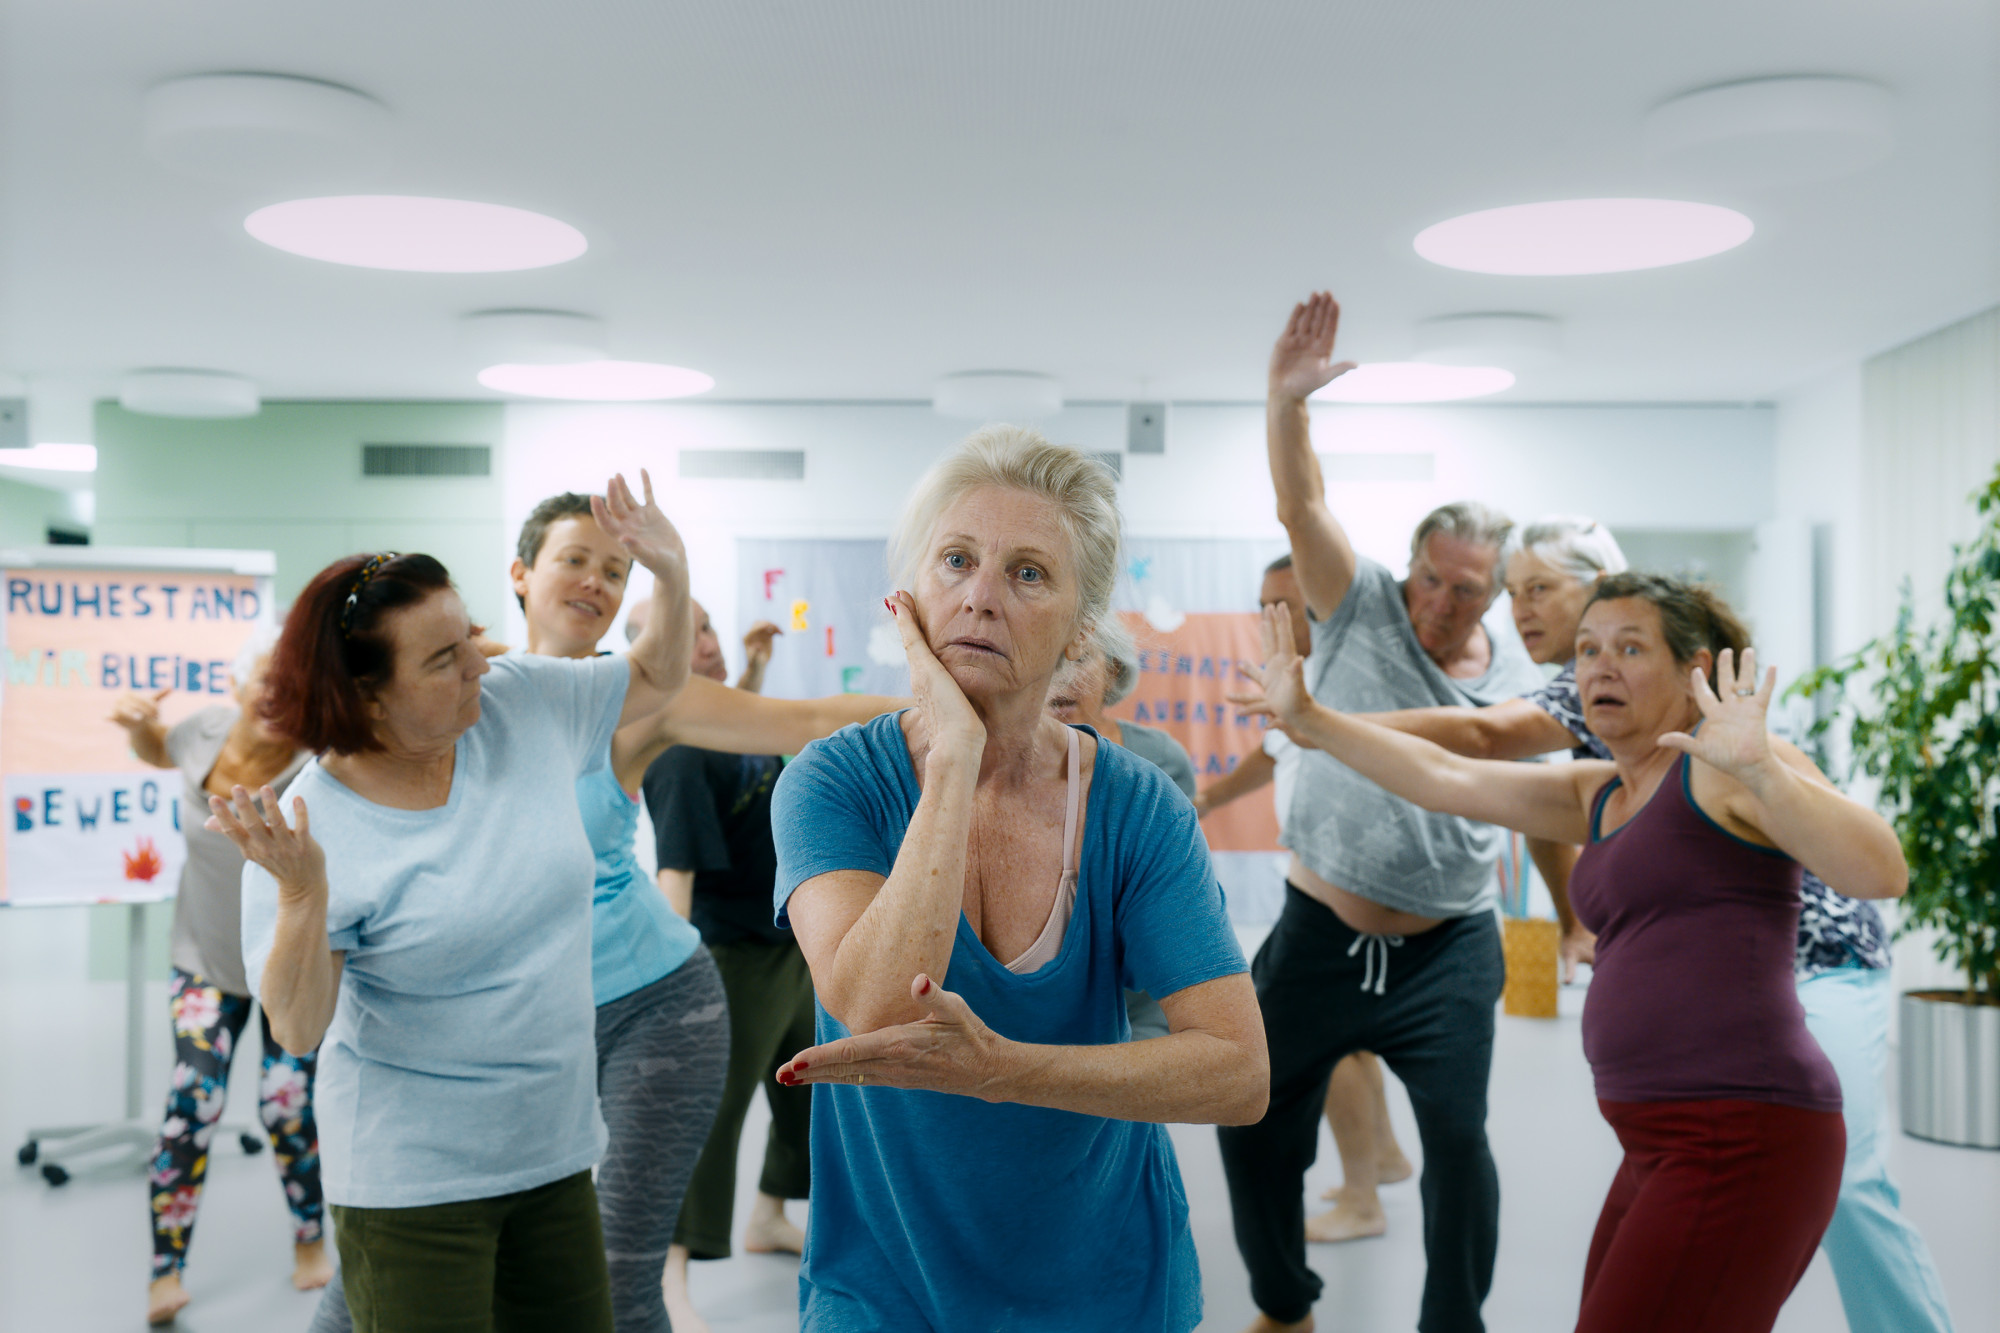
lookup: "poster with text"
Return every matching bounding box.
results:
[735,538,906,701]
[3,564,272,905]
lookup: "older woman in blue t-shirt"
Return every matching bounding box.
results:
[769,426,1267,1333]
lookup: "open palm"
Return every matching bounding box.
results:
[1227,604,1312,731]
[592,470,687,577]
[1658,647,1776,782]
[1269,291,1358,400]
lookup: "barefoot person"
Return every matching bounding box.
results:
[1218,294,1543,1333]
[1234,574,1908,1333]
[111,636,328,1325]
[771,427,1268,1331]
[1193,554,1413,1245]
[222,472,696,1333]
[1352,524,1958,1333]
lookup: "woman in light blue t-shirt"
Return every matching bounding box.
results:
[770,427,1268,1333]
[221,473,696,1333]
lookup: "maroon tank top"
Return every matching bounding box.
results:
[1569,753,1841,1112]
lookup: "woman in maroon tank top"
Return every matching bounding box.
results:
[1229,572,1907,1333]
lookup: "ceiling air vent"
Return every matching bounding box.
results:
[678,450,805,480]
[363,443,492,477]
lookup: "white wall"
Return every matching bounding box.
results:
[503,399,1776,657]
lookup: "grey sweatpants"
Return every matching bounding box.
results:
[309,949,731,1333]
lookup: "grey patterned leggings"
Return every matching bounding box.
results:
[308,949,732,1333]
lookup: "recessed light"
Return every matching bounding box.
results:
[144,73,392,182]
[1310,363,1515,404]
[1645,76,1895,187]
[1414,199,1753,275]
[0,443,97,472]
[478,361,715,401]
[933,372,1064,420]
[245,196,586,272]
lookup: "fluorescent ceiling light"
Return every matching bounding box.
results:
[478,361,715,401]
[1310,363,1515,404]
[1414,199,1753,275]
[1,443,97,472]
[246,196,587,272]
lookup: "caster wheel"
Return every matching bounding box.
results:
[16,1140,37,1166]
[239,1132,264,1156]
[41,1163,70,1186]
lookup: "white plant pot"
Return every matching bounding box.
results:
[1899,990,2000,1148]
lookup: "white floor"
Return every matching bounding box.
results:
[4,908,1996,1332]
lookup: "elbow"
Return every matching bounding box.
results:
[269,1015,326,1058]
[1213,1041,1271,1127]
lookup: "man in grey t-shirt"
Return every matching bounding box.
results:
[1219,292,1539,1333]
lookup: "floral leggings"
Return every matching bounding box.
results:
[150,968,325,1278]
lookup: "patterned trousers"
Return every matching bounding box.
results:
[150,967,324,1278]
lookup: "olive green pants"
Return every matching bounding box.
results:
[673,937,815,1258]
[331,1169,613,1333]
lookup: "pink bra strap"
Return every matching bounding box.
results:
[1061,726,1081,875]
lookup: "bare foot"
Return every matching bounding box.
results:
[662,1245,713,1333]
[292,1239,335,1291]
[1240,1314,1314,1332]
[1305,1197,1387,1243]
[1378,1150,1414,1185]
[147,1272,190,1325]
[742,1211,805,1254]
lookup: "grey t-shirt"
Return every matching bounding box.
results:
[1286,558,1543,917]
[1117,720,1199,802]
[163,707,309,995]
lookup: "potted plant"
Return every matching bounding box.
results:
[1793,463,2000,1149]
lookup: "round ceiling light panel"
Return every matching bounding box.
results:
[143,73,393,181]
[1413,314,1563,369]
[1414,199,1753,276]
[0,443,97,473]
[932,372,1064,420]
[1310,363,1515,404]
[245,196,587,272]
[1645,76,1895,187]
[460,310,609,366]
[477,361,714,401]
[119,369,261,418]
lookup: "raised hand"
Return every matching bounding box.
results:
[1269,291,1358,401]
[591,470,687,581]
[206,785,326,905]
[742,620,783,669]
[1657,647,1777,782]
[108,687,171,735]
[889,591,987,766]
[777,973,1005,1099]
[1226,604,1313,732]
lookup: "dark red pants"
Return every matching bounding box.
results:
[1578,1098,1844,1333]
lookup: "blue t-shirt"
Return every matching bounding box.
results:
[242,652,627,1209]
[771,714,1246,1333]
[582,761,702,1006]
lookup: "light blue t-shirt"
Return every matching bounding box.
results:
[582,761,702,1006]
[242,652,628,1209]
[772,715,1247,1333]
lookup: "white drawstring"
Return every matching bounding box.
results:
[1346,932,1406,996]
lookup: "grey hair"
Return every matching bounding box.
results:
[231,619,284,692]
[1510,515,1628,587]
[1092,614,1141,705]
[1409,500,1515,595]
[891,424,1123,642]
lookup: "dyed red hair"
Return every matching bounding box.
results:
[262,553,454,755]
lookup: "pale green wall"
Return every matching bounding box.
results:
[93,401,510,624]
[0,475,81,547]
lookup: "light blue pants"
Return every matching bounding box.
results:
[1799,965,1956,1333]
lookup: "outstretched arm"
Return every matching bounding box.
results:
[1364,698,1580,761]
[612,675,907,790]
[779,969,1269,1126]
[1193,744,1276,818]
[1268,293,1360,619]
[1230,606,1600,845]
[1665,650,1907,900]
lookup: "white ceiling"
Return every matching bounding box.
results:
[2,0,1996,406]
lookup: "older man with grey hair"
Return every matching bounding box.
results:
[1220,293,1543,1333]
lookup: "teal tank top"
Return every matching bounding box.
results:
[580,761,702,1006]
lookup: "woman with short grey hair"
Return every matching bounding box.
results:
[1047,613,1198,800]
[769,424,1267,1331]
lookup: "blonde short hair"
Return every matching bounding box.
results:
[891,425,1123,641]
[1511,515,1628,586]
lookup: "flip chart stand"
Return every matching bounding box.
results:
[17,904,264,1185]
